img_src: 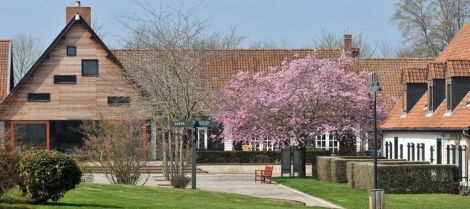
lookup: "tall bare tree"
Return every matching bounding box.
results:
[391,0,470,57]
[114,1,246,184]
[312,27,377,57]
[249,37,291,49]
[11,33,43,85]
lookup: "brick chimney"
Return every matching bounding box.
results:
[66,1,91,25]
[343,34,352,53]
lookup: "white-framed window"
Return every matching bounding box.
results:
[249,137,277,151]
[315,133,339,154]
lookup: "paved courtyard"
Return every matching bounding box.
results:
[91,173,343,208]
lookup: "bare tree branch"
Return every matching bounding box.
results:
[12,33,43,85]
[311,27,378,57]
[113,0,246,184]
[391,0,470,57]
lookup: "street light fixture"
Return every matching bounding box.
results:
[369,72,381,189]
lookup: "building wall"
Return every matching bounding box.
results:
[383,130,468,184]
[0,23,138,121]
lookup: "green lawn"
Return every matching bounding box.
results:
[273,177,470,209]
[3,178,469,209]
[0,183,323,209]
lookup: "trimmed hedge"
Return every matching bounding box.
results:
[197,150,330,178]
[331,158,407,183]
[346,161,356,188]
[196,149,330,164]
[317,156,340,181]
[317,156,391,182]
[347,161,429,188]
[380,164,458,194]
[349,162,458,194]
[341,156,385,159]
[307,149,331,178]
[197,151,281,163]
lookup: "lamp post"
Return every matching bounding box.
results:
[369,72,381,189]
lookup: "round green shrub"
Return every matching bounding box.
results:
[18,149,82,203]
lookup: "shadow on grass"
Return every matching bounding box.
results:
[0,202,122,209]
[43,202,123,208]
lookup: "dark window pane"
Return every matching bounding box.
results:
[108,96,130,105]
[67,46,76,56]
[82,60,98,76]
[54,75,77,84]
[14,123,46,153]
[50,120,84,154]
[27,93,50,102]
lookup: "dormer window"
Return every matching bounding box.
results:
[67,46,76,56]
[402,83,427,116]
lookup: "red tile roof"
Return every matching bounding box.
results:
[435,23,470,62]
[380,91,470,130]
[112,49,343,90]
[401,67,428,84]
[347,58,432,109]
[428,62,446,79]
[0,40,11,102]
[113,49,432,111]
[447,60,470,77]
[381,22,470,131]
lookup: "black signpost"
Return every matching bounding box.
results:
[170,113,217,189]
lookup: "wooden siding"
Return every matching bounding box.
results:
[0,23,138,120]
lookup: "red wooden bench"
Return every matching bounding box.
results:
[254,165,273,184]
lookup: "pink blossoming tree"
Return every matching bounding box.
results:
[211,52,388,177]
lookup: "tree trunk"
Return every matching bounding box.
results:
[162,130,169,180]
[179,129,184,176]
[151,121,157,161]
[174,129,181,176]
[298,146,307,178]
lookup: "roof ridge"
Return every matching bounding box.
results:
[357,58,434,61]
[111,48,341,51]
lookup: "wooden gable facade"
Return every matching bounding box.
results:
[0,10,140,153]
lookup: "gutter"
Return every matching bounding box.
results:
[380,127,466,131]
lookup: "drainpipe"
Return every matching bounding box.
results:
[461,127,470,189]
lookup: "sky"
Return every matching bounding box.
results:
[0,0,401,51]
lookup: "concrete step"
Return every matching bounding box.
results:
[83,165,208,174]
